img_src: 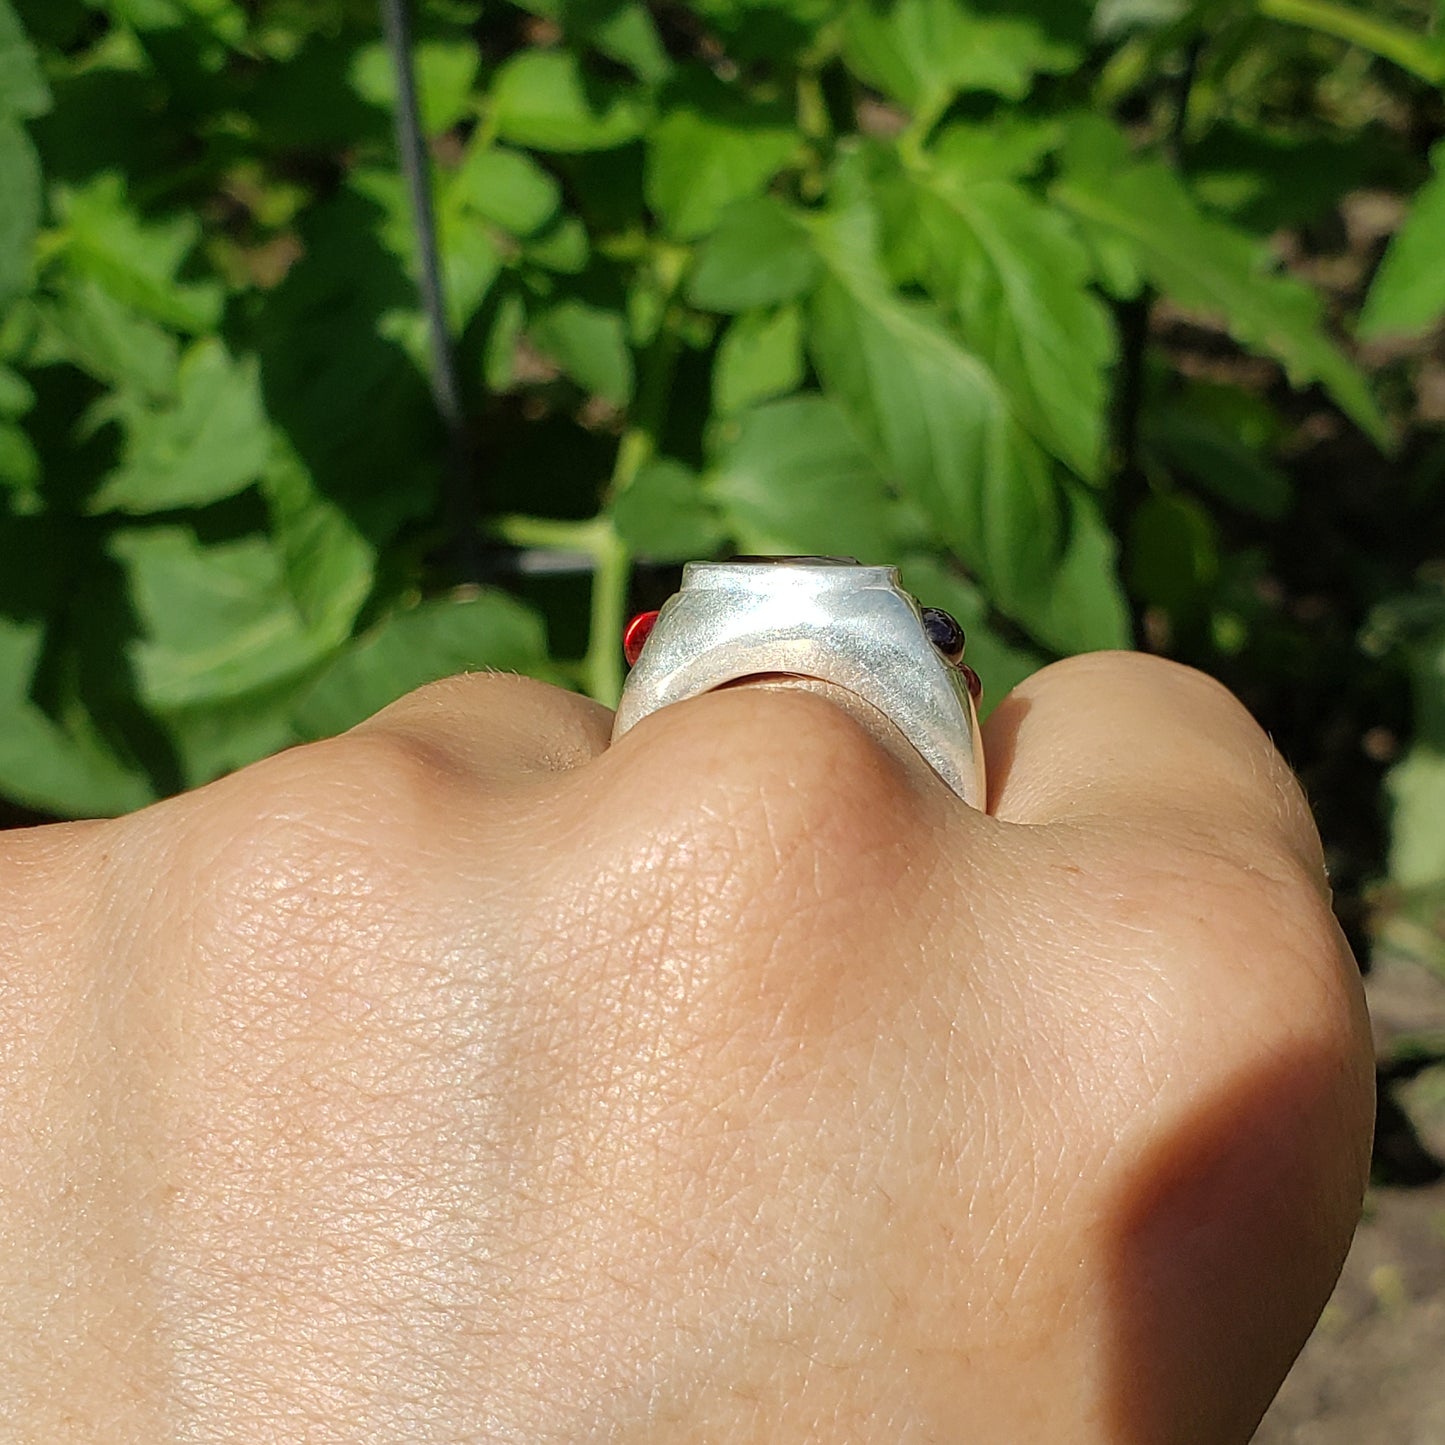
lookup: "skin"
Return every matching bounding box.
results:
[0,652,1373,1442]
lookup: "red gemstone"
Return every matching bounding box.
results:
[623,610,660,667]
[961,663,983,704]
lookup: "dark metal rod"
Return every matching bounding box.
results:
[378,0,481,577]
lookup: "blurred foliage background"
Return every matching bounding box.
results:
[3,0,1445,1021]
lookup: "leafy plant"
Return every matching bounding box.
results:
[2,0,1445,990]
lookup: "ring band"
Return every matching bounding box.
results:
[612,557,987,809]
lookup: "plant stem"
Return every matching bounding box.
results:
[1258,0,1445,83]
[497,245,691,708]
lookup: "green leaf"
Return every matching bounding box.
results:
[0,417,40,502]
[1141,387,1291,519]
[0,118,40,304]
[583,0,672,82]
[448,142,561,238]
[111,524,348,711]
[1359,141,1445,339]
[1053,118,1388,445]
[260,443,375,640]
[644,68,799,241]
[0,616,152,816]
[529,297,634,405]
[510,0,672,81]
[612,457,725,560]
[898,166,1115,480]
[1128,491,1219,615]
[0,0,51,118]
[928,115,1064,183]
[842,0,1080,115]
[490,49,650,152]
[706,393,903,560]
[29,275,179,398]
[1021,481,1131,653]
[291,591,557,740]
[712,303,805,415]
[0,363,34,416]
[105,0,247,46]
[90,339,271,513]
[350,38,480,136]
[54,173,224,334]
[522,212,591,273]
[807,210,1065,627]
[688,195,821,313]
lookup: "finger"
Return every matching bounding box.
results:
[982,651,1324,874]
[347,671,613,783]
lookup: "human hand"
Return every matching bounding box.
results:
[0,653,1372,1442]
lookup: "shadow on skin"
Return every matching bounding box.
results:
[1104,1039,1370,1444]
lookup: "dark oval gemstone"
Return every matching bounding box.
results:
[922,606,965,662]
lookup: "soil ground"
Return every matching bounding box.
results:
[1255,951,1445,1442]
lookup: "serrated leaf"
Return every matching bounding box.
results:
[1359,141,1445,339]
[90,339,271,513]
[842,0,1080,115]
[688,195,821,313]
[929,115,1064,183]
[644,67,799,240]
[899,166,1114,480]
[260,444,375,639]
[111,525,348,711]
[707,393,902,560]
[0,118,40,304]
[55,173,223,333]
[0,616,152,816]
[612,458,724,560]
[529,297,633,405]
[30,275,179,398]
[713,304,804,415]
[291,591,557,740]
[490,49,650,152]
[0,0,51,118]
[808,212,1065,627]
[449,142,561,238]
[1053,118,1388,444]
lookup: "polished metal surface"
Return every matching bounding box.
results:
[612,559,987,809]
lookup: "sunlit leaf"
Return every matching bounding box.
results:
[90,339,271,513]
[645,67,799,240]
[706,393,904,560]
[688,195,821,313]
[490,49,650,152]
[53,173,223,333]
[291,591,557,740]
[1359,140,1445,339]
[1053,117,1388,445]
[712,304,805,416]
[842,0,1080,114]
[612,457,725,560]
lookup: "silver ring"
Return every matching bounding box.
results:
[611,557,987,809]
